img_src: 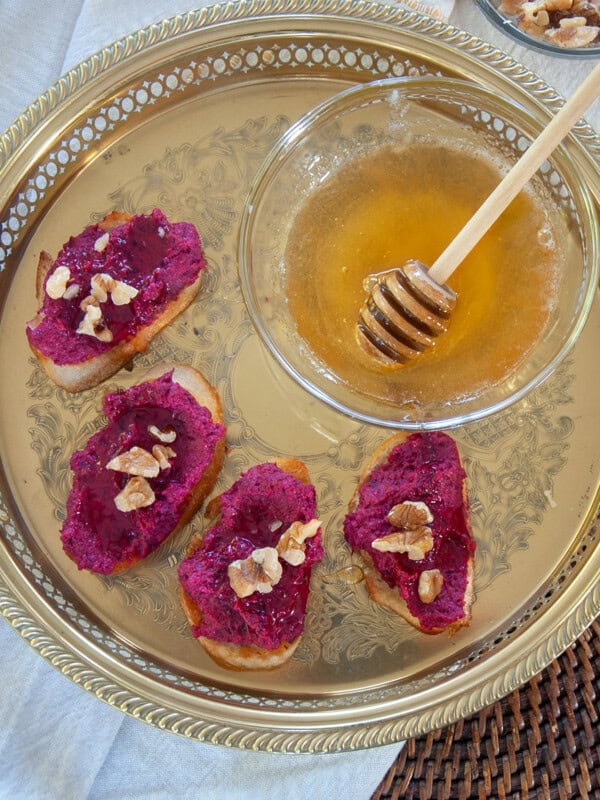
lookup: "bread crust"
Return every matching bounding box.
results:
[349,432,474,635]
[179,457,313,670]
[27,212,204,393]
[92,364,225,574]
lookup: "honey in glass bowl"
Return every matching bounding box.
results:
[285,138,563,410]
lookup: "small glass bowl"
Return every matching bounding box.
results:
[476,0,600,58]
[238,77,599,430]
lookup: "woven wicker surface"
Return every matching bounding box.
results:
[371,618,599,800]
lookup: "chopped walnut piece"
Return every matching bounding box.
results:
[572,0,600,25]
[62,283,81,300]
[501,0,599,46]
[536,8,551,23]
[106,446,160,478]
[387,500,433,530]
[90,272,138,306]
[519,1,553,34]
[542,0,572,10]
[114,476,156,512]
[76,301,113,342]
[418,569,444,604]
[79,294,97,312]
[90,273,112,303]
[148,424,177,443]
[94,232,110,252]
[558,11,586,21]
[372,527,434,561]
[521,0,573,18]
[277,519,320,566]
[152,444,176,470]
[228,547,283,598]
[111,279,139,306]
[545,16,599,43]
[46,266,72,300]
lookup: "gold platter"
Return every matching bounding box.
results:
[0,0,598,753]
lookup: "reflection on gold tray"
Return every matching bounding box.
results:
[0,0,598,753]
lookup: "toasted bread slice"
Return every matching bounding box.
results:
[60,364,226,574]
[346,432,474,635]
[27,211,205,393]
[179,458,322,670]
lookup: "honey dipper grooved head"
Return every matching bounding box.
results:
[357,260,457,366]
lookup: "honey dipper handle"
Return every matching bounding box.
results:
[427,63,600,287]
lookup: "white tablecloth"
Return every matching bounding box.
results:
[0,2,597,799]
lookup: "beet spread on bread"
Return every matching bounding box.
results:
[26,210,205,392]
[178,460,323,670]
[344,432,475,635]
[60,366,226,574]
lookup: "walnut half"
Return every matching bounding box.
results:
[277,518,320,566]
[228,547,283,598]
[372,527,434,561]
[114,476,156,512]
[387,500,433,529]
[106,446,160,478]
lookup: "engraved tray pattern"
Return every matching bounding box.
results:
[0,0,598,752]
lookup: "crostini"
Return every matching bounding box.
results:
[178,459,323,670]
[26,210,206,392]
[60,365,226,574]
[344,431,475,635]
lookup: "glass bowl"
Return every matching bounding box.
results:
[238,77,599,430]
[475,0,600,58]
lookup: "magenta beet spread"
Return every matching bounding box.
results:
[344,432,474,632]
[178,463,323,651]
[60,373,225,574]
[27,209,204,365]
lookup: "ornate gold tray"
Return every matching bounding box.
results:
[0,0,598,753]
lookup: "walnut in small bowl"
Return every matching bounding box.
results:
[477,0,600,55]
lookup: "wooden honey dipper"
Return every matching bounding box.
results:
[357,63,600,366]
